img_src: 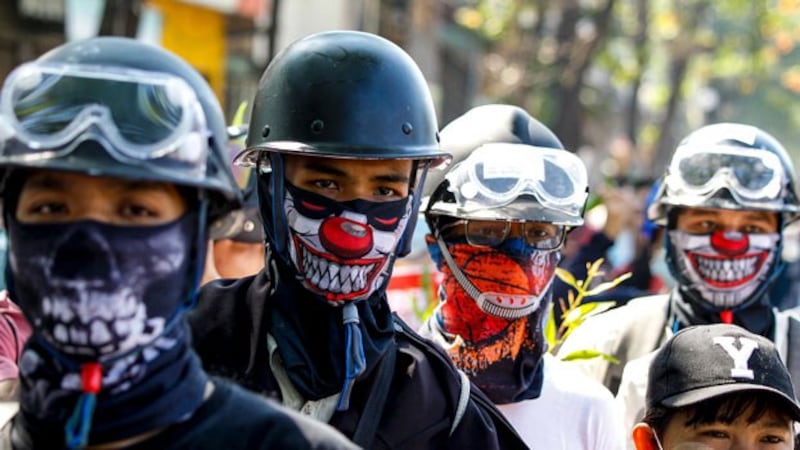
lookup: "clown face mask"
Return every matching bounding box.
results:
[283,183,411,304]
[669,229,779,309]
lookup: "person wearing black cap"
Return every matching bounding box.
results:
[632,323,800,449]
[556,123,800,440]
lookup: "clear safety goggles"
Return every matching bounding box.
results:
[443,143,588,216]
[441,219,566,250]
[0,61,209,173]
[665,144,785,203]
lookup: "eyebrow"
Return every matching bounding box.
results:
[688,210,776,222]
[25,175,172,193]
[301,161,411,184]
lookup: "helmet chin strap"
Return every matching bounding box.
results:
[436,235,483,303]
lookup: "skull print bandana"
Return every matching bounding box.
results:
[5,214,209,447]
[6,217,196,359]
[427,237,557,403]
[283,183,411,305]
[669,230,779,310]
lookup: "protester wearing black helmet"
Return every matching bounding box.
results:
[0,36,357,450]
[557,123,800,441]
[188,31,525,449]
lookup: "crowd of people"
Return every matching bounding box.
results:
[0,29,799,450]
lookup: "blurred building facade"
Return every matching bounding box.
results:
[0,0,485,125]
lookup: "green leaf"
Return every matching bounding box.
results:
[583,272,633,297]
[544,304,558,350]
[555,267,577,287]
[560,349,620,364]
[582,301,616,319]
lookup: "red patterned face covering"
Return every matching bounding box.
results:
[427,237,559,403]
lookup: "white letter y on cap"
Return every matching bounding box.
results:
[713,336,758,379]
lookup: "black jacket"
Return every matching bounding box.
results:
[189,271,527,449]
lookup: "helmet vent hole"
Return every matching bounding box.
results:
[310,119,325,134]
[435,131,440,143]
[261,125,271,138]
[402,122,413,135]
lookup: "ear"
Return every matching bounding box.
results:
[632,423,659,450]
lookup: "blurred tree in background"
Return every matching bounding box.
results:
[444,0,800,179]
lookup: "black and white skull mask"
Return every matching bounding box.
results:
[7,216,195,360]
[283,183,411,305]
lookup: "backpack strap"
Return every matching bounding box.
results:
[391,315,519,437]
[450,369,470,435]
[351,347,396,448]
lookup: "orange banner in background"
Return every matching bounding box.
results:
[146,0,226,103]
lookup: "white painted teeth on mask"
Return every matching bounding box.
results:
[696,255,758,281]
[302,251,375,293]
[47,295,161,356]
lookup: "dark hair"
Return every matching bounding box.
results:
[643,391,796,440]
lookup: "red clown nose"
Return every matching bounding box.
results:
[319,216,374,259]
[710,231,749,256]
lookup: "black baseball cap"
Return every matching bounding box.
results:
[646,323,800,420]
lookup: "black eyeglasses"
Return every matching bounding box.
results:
[440,219,566,250]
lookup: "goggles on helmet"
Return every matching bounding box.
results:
[0,61,209,176]
[664,144,787,208]
[442,143,588,217]
[440,219,566,251]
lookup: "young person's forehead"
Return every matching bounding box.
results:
[282,154,413,177]
[677,207,778,223]
[22,170,177,194]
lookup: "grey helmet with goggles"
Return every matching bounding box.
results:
[424,104,589,320]
[0,37,240,220]
[649,123,800,313]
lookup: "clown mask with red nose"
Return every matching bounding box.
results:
[669,229,780,309]
[283,183,412,305]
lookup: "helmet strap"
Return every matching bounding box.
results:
[436,235,483,302]
[268,153,289,257]
[397,161,427,256]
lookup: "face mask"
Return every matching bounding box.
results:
[669,229,779,309]
[430,238,559,339]
[429,237,554,403]
[6,216,196,360]
[283,183,411,304]
[608,227,636,269]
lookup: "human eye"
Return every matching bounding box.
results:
[32,201,67,215]
[17,196,70,223]
[743,224,770,234]
[697,427,729,440]
[374,186,401,198]
[477,223,507,238]
[525,223,558,240]
[313,179,340,191]
[120,203,159,219]
[760,434,785,444]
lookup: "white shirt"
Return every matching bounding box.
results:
[497,354,627,450]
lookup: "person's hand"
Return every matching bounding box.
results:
[597,185,640,239]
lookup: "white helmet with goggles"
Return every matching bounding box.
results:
[648,123,800,224]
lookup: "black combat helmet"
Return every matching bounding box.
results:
[235,31,450,259]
